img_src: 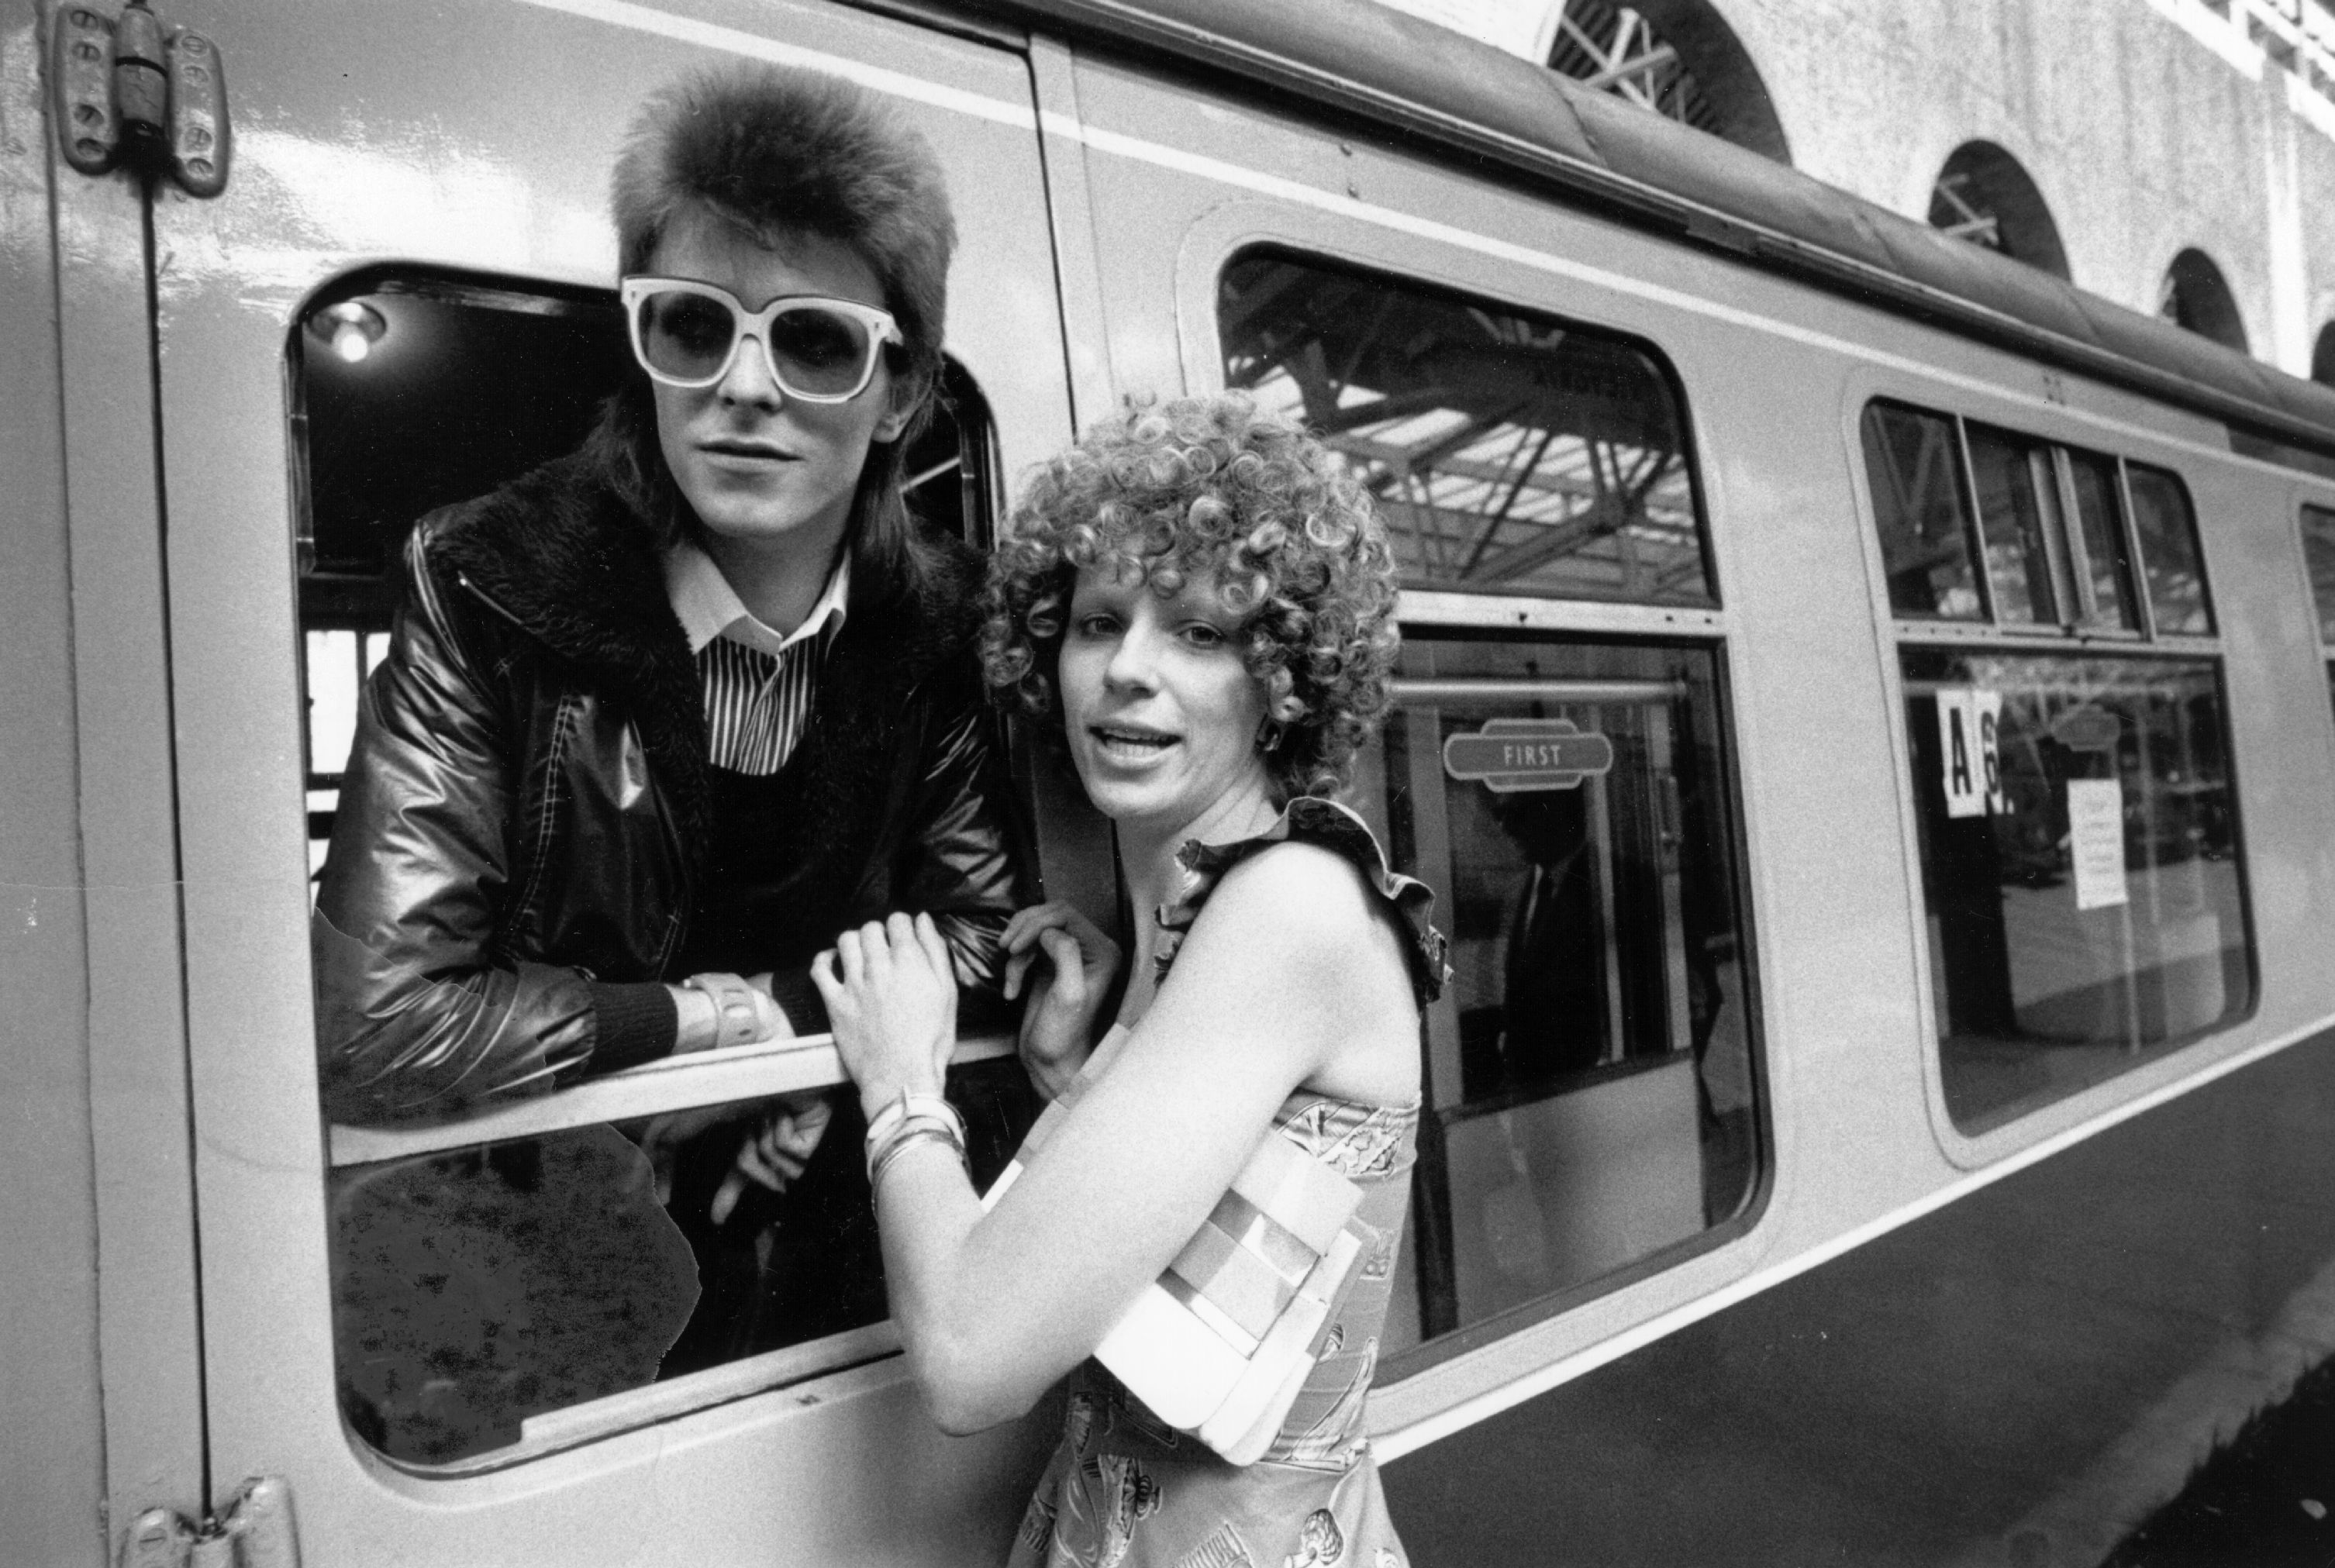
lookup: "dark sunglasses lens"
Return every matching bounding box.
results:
[636,291,737,381]
[766,305,874,395]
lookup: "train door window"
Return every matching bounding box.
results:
[293,271,1005,1468]
[2303,505,2335,718]
[1219,250,1713,605]
[1220,253,1757,1359]
[1861,401,2253,1132]
[1861,401,1985,619]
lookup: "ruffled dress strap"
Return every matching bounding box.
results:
[1155,795,1450,1008]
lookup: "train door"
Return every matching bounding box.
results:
[113,0,1074,1559]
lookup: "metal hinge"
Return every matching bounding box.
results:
[117,1477,299,1568]
[48,0,229,197]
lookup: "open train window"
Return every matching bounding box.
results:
[1861,400,2252,1133]
[289,270,1005,1469]
[295,269,995,877]
[1219,250,1715,606]
[2302,504,2335,719]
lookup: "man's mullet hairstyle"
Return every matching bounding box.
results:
[590,62,959,601]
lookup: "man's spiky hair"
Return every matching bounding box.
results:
[611,62,955,398]
[589,64,958,599]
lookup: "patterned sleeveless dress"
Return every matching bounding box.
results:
[1005,798,1448,1568]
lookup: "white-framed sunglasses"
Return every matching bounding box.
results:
[619,277,904,401]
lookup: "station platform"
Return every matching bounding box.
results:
[1383,1030,2335,1566]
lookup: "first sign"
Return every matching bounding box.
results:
[1443,718,1616,793]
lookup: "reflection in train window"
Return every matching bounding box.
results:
[1219,252,1712,605]
[290,271,1005,1467]
[1902,651,2251,1130]
[1343,634,1757,1356]
[1862,401,1983,619]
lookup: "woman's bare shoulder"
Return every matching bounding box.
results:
[1197,840,1409,986]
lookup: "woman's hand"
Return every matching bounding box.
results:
[1002,901,1122,1100]
[813,912,958,1122]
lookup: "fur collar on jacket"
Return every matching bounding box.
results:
[414,450,988,862]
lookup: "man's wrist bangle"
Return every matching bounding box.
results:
[681,973,769,1049]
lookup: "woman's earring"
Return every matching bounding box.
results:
[1256,716,1286,753]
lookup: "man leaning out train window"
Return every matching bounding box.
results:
[309,63,1028,1457]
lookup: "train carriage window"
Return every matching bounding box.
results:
[1218,253,1757,1356]
[2302,505,2335,721]
[1861,401,1984,619]
[292,271,1009,1468]
[2125,463,2214,635]
[1964,421,2064,625]
[2299,505,2335,643]
[1902,651,2247,1129]
[1353,635,1757,1356]
[1861,399,2253,1132]
[2064,448,2142,632]
[1219,252,1713,605]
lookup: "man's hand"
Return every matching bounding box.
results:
[709,1089,835,1224]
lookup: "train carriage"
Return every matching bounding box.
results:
[9,0,2335,1563]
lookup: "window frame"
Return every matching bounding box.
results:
[1213,240,1725,612]
[288,265,1023,1477]
[1197,238,1774,1377]
[1852,385,2258,1165]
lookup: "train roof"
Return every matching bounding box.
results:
[974,0,2335,464]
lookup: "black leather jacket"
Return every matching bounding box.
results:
[313,452,1023,1125]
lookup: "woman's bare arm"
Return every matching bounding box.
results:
[820,842,1416,1432]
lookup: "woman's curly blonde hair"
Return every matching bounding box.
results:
[982,395,1401,801]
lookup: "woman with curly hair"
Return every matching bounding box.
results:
[814,395,1446,1566]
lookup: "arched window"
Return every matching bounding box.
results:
[2158,250,2249,354]
[2313,321,2335,388]
[1926,141,2070,281]
[1539,0,1791,164]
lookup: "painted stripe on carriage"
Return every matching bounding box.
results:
[521,0,2310,478]
[509,0,1040,128]
[1371,1010,2335,1462]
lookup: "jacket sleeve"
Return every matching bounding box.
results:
[765,662,1030,1035]
[311,528,665,1126]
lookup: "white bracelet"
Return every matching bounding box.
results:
[681,973,771,1049]
[869,1124,967,1191]
[864,1088,963,1153]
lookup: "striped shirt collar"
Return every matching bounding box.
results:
[664,542,850,661]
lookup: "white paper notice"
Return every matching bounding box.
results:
[2067,778,2128,911]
